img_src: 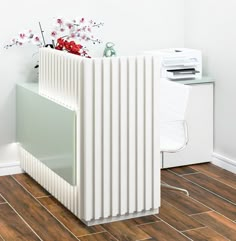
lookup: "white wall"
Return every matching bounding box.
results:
[184,0,236,162]
[0,0,185,164]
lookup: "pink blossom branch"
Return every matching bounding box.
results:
[38,22,46,46]
[92,22,104,28]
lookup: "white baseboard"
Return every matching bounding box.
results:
[0,161,23,176]
[212,152,236,174]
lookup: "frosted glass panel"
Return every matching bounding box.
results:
[16,83,76,185]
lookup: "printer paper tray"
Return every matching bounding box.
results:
[166,68,199,79]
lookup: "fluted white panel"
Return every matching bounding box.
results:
[102,58,111,218]
[94,59,103,220]
[119,57,128,215]
[82,60,94,221]
[39,48,81,109]
[111,57,120,217]
[128,57,136,213]
[153,56,161,209]
[37,49,161,224]
[145,56,153,210]
[20,147,78,216]
[136,56,145,212]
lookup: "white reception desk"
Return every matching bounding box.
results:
[17,48,161,226]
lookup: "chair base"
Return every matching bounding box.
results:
[161,182,189,196]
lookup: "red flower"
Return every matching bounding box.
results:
[69,41,76,46]
[64,40,69,49]
[55,45,62,50]
[57,38,64,45]
[55,37,86,57]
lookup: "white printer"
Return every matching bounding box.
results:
[145,48,202,80]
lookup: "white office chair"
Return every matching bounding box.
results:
[160,79,191,196]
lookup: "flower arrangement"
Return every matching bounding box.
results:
[4,17,104,59]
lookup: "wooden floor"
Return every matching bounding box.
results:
[0,163,236,241]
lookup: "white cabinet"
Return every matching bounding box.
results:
[163,80,214,168]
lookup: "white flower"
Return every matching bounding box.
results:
[65,20,74,30]
[51,31,58,39]
[30,35,42,46]
[70,33,76,39]
[18,31,28,43]
[4,17,103,52]
[53,17,65,29]
[56,18,64,25]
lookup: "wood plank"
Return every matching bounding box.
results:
[168,166,199,175]
[79,232,118,241]
[0,194,5,204]
[183,227,229,241]
[13,173,49,198]
[102,219,150,241]
[140,239,157,241]
[139,221,190,241]
[190,163,236,188]
[161,188,210,215]
[132,215,160,225]
[161,170,236,220]
[38,196,104,237]
[184,172,236,204]
[156,201,204,231]
[0,176,79,241]
[191,211,236,241]
[0,203,40,241]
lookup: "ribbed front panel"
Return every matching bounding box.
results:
[39,48,82,109]
[80,56,160,222]
[20,147,78,216]
[37,48,161,224]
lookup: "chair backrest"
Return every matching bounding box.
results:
[160,79,191,152]
[160,79,191,122]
